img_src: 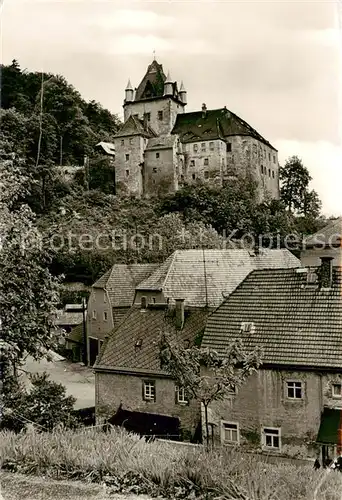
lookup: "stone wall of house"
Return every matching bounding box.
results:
[95,371,201,440]
[207,368,329,459]
[114,135,146,196]
[87,288,114,341]
[124,98,185,136]
[144,147,177,195]
[300,247,342,267]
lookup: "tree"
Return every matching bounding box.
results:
[1,372,77,432]
[0,152,60,376]
[159,329,261,447]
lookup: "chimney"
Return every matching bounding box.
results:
[319,256,334,288]
[175,299,185,329]
[202,103,207,118]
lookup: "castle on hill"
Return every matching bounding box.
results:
[113,59,279,200]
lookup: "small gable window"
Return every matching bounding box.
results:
[143,380,156,401]
[156,152,160,159]
[226,142,232,152]
[332,383,342,398]
[209,141,214,151]
[286,381,303,399]
[158,110,163,120]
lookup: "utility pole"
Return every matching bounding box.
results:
[82,297,88,366]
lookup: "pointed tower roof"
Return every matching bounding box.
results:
[165,71,172,84]
[134,59,166,101]
[125,79,133,91]
[179,81,186,92]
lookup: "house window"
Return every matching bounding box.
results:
[226,142,232,152]
[262,427,281,450]
[332,383,342,398]
[103,311,107,321]
[192,173,196,180]
[176,386,188,404]
[201,142,206,151]
[190,160,195,167]
[125,169,129,177]
[286,381,303,399]
[193,144,198,152]
[158,110,163,120]
[125,154,129,161]
[222,422,239,444]
[209,141,214,151]
[143,380,156,401]
[204,171,209,179]
[92,310,96,320]
[156,152,160,159]
[121,139,124,146]
[153,167,157,173]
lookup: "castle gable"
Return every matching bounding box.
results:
[114,115,157,139]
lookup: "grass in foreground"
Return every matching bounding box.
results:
[1,427,342,499]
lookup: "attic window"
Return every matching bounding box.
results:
[226,142,232,152]
[240,322,254,333]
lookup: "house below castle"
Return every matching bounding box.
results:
[113,59,280,200]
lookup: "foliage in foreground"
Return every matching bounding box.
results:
[1,427,342,500]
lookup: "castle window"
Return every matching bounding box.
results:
[268,169,271,177]
[125,169,129,177]
[273,156,276,163]
[226,142,232,152]
[193,144,198,152]
[153,167,157,173]
[269,152,271,160]
[286,381,303,399]
[103,311,107,321]
[204,158,209,166]
[261,165,264,174]
[180,174,184,181]
[156,152,160,159]
[262,427,281,450]
[204,171,209,179]
[129,138,133,145]
[190,160,195,167]
[192,174,196,180]
[158,110,163,121]
[125,154,129,161]
[201,143,206,151]
[152,179,156,184]
[272,171,275,178]
[209,142,214,151]
[121,139,124,146]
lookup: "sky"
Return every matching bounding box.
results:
[1,0,341,215]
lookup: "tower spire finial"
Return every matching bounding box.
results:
[153,49,156,61]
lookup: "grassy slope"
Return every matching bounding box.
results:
[0,472,151,500]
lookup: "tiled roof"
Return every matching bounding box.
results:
[304,218,342,248]
[202,267,342,369]
[134,60,166,101]
[145,136,177,151]
[93,264,159,308]
[95,142,115,156]
[136,250,300,307]
[171,107,276,150]
[56,310,83,326]
[68,323,83,343]
[114,115,157,139]
[95,305,211,374]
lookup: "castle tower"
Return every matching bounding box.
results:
[179,81,187,105]
[163,71,173,96]
[123,59,186,136]
[125,79,134,103]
